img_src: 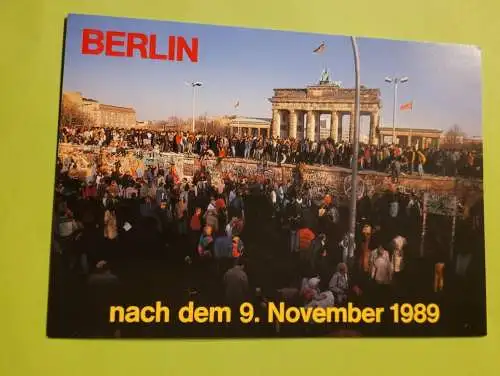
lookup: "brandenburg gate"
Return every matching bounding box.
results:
[268,75,382,144]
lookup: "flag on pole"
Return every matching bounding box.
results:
[234,100,240,109]
[313,42,326,54]
[400,101,413,111]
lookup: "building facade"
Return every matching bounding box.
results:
[64,91,137,128]
[98,104,136,128]
[462,137,482,145]
[269,79,382,143]
[228,116,271,137]
[378,127,443,148]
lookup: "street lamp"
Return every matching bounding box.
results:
[346,36,361,264]
[384,76,408,144]
[185,81,203,132]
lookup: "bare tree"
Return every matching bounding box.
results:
[159,115,231,134]
[166,116,185,128]
[60,95,82,127]
[443,124,466,145]
[60,94,95,128]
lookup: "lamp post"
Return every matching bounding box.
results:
[186,81,203,132]
[384,76,408,144]
[346,36,361,264]
[235,103,239,137]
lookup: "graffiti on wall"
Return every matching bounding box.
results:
[343,175,366,199]
[58,145,482,212]
[183,159,195,178]
[425,193,458,216]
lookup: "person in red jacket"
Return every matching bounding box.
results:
[297,224,316,265]
[189,208,203,259]
[169,165,179,185]
[175,132,183,153]
[190,207,202,232]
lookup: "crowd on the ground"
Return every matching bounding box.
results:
[48,145,485,338]
[59,126,483,179]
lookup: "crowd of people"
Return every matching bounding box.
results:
[48,135,486,338]
[59,126,483,179]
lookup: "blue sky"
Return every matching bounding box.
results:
[63,14,482,137]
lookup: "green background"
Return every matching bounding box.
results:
[0,0,498,374]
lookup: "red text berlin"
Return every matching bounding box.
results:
[81,29,199,62]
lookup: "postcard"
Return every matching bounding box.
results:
[47,14,485,338]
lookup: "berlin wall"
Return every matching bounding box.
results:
[57,144,483,213]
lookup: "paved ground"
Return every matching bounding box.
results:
[46,193,486,338]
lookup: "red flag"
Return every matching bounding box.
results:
[400,101,413,111]
[313,42,326,54]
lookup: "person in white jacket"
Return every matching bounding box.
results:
[370,246,393,305]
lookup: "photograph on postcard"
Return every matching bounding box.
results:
[46,14,485,338]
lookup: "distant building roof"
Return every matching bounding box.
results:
[463,137,483,144]
[229,116,271,126]
[379,127,443,134]
[99,104,136,113]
